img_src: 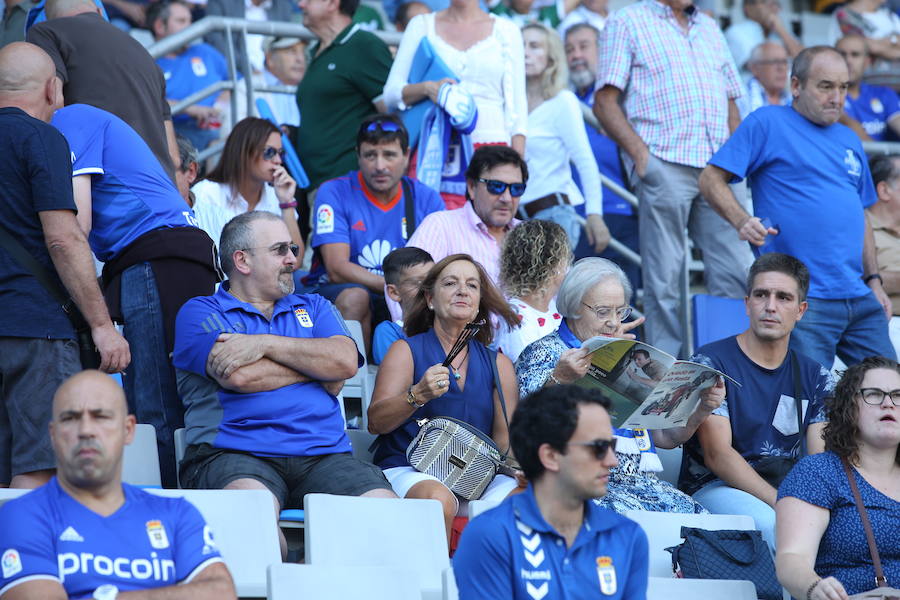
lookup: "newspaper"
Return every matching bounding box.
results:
[574,337,739,429]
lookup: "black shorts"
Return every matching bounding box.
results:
[180,443,391,508]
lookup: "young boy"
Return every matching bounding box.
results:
[373,247,434,364]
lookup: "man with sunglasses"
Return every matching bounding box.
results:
[678,253,834,552]
[454,384,649,600]
[404,145,526,298]
[173,211,396,558]
[303,115,443,353]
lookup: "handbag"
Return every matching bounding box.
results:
[666,526,783,600]
[754,352,805,487]
[0,223,101,369]
[406,349,515,500]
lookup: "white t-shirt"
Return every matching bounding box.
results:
[190,179,283,247]
[496,297,562,362]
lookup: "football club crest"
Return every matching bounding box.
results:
[596,556,617,595]
[871,97,884,113]
[146,520,170,549]
[190,56,208,77]
[2,549,22,578]
[633,428,652,451]
[294,308,314,327]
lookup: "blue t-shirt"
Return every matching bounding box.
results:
[50,104,198,261]
[304,172,444,286]
[709,105,876,299]
[172,283,362,456]
[372,320,405,364]
[157,44,230,125]
[0,107,77,340]
[0,478,223,599]
[844,83,900,142]
[680,335,833,494]
[454,484,649,600]
[779,452,900,595]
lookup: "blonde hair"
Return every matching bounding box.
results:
[523,23,569,100]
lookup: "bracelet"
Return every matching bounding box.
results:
[406,387,425,409]
[864,273,883,285]
[279,201,298,209]
[806,578,822,600]
[547,372,562,386]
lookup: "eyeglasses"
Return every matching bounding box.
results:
[242,242,300,257]
[581,303,633,322]
[857,388,900,406]
[568,438,617,460]
[478,178,527,197]
[262,146,286,161]
[361,120,402,135]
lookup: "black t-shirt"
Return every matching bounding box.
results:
[0,107,78,339]
[26,12,175,182]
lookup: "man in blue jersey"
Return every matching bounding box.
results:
[699,45,896,369]
[0,370,236,600]
[836,35,900,142]
[51,103,221,489]
[304,114,444,353]
[680,253,833,552]
[173,211,396,558]
[454,384,648,600]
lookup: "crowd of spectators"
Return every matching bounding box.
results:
[4,0,900,596]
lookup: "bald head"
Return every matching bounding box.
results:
[0,42,55,94]
[45,0,100,19]
[52,370,128,419]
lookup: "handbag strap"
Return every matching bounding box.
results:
[402,177,416,240]
[686,527,760,566]
[791,351,807,457]
[0,222,88,331]
[489,349,511,455]
[841,456,888,588]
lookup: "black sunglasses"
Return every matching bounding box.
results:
[478,178,526,197]
[568,438,617,460]
[242,242,300,257]
[262,146,286,161]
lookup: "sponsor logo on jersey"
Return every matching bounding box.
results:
[2,549,22,578]
[58,551,175,583]
[202,525,217,555]
[59,526,85,542]
[845,149,862,177]
[357,239,392,276]
[146,521,170,550]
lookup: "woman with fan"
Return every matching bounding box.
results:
[368,253,521,544]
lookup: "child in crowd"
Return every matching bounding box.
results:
[373,247,435,364]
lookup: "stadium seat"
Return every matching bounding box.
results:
[800,12,834,47]
[173,427,186,488]
[691,294,748,349]
[122,423,161,488]
[0,488,29,508]
[443,567,459,600]
[648,576,757,600]
[656,446,683,486]
[342,319,373,429]
[267,563,420,600]
[304,493,449,600]
[147,488,280,598]
[468,498,500,520]
[623,509,756,578]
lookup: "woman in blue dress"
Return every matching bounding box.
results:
[515,257,726,514]
[368,254,521,544]
[776,356,900,600]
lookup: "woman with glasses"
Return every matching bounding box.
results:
[191,117,303,254]
[520,23,607,252]
[776,356,900,600]
[515,257,725,513]
[368,254,521,546]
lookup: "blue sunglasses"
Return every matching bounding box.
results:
[478,178,526,197]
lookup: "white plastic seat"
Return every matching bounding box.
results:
[342,319,373,429]
[468,498,501,520]
[304,493,449,600]
[267,563,420,600]
[122,423,161,487]
[648,576,757,600]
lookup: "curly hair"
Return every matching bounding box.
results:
[404,254,520,346]
[824,355,900,466]
[499,220,572,299]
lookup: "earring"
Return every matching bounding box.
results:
[428,304,433,310]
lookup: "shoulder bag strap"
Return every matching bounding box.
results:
[0,222,88,330]
[489,349,511,454]
[792,351,808,457]
[402,177,416,240]
[841,456,888,588]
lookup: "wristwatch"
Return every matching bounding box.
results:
[864,273,883,285]
[93,585,119,600]
[406,387,425,409]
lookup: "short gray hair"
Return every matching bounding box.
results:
[556,257,631,319]
[175,134,198,173]
[219,211,282,276]
[791,45,842,85]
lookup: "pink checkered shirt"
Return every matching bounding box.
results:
[598,0,742,168]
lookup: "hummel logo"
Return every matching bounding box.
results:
[59,526,84,542]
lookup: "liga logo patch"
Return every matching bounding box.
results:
[295,308,314,327]
[316,204,334,234]
[2,549,22,578]
[146,521,170,550]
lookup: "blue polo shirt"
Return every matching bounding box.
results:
[172,284,361,456]
[0,107,77,340]
[157,44,230,125]
[50,104,198,261]
[0,478,223,599]
[844,83,900,141]
[709,105,876,299]
[304,172,444,286]
[454,485,648,600]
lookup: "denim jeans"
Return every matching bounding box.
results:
[533,204,582,250]
[790,292,896,369]
[121,262,183,488]
[692,479,776,554]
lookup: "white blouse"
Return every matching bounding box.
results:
[384,12,528,145]
[496,297,562,363]
[190,179,283,248]
[520,90,603,215]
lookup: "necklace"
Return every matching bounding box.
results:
[450,347,469,380]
